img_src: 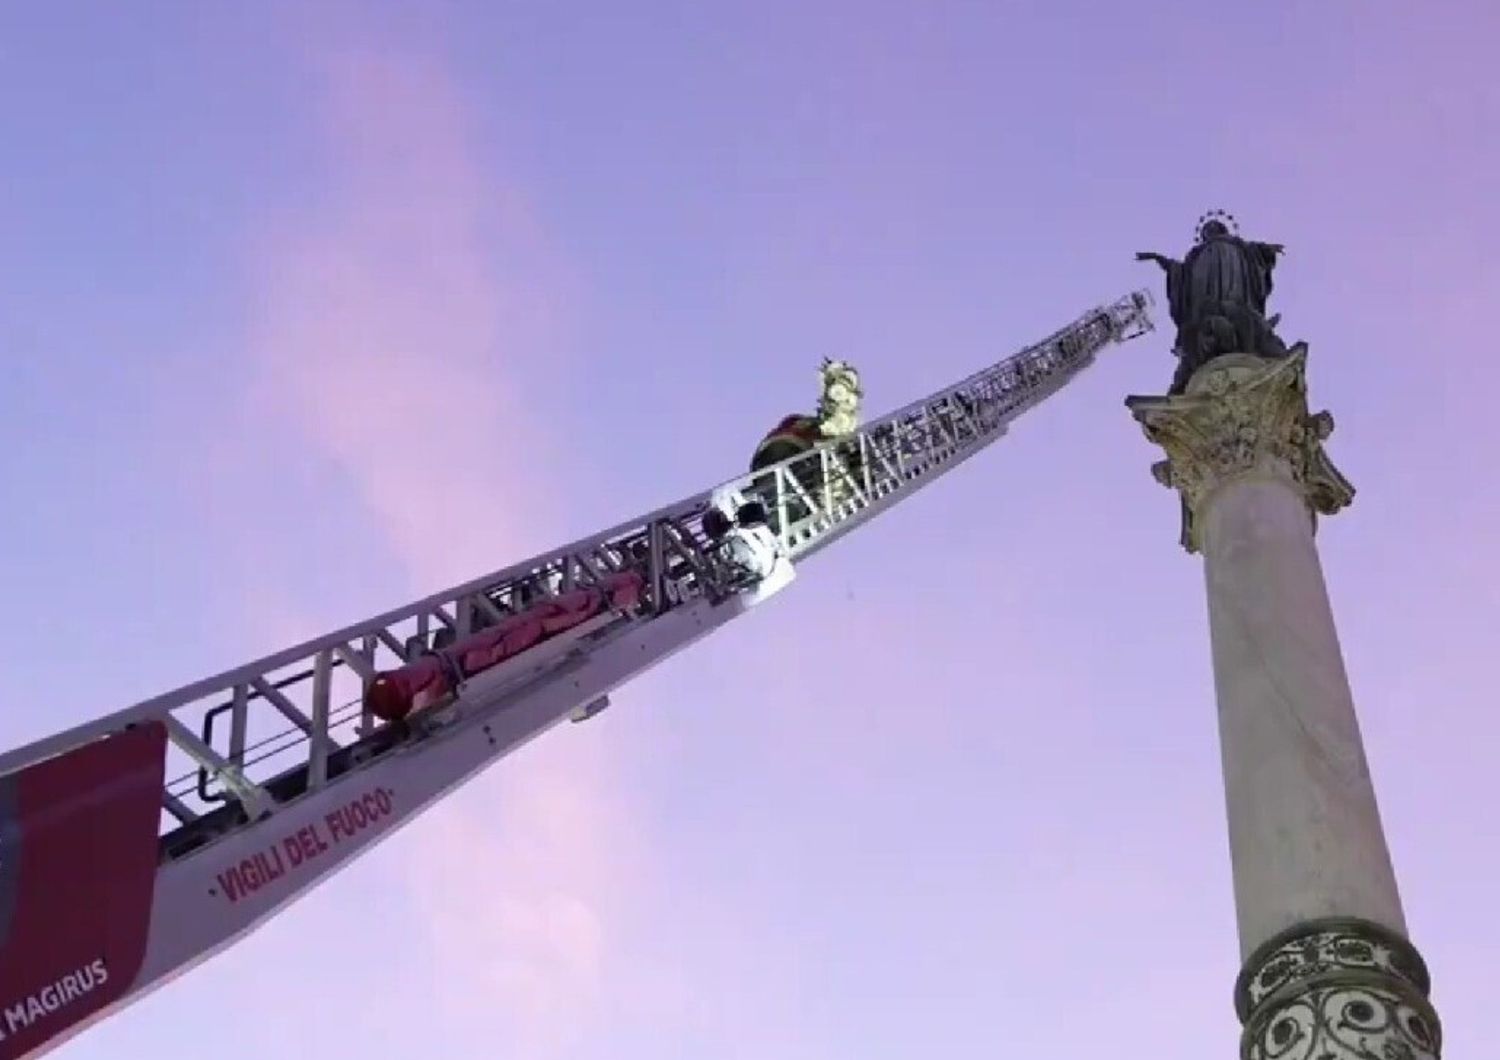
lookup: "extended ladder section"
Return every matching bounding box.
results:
[0,289,1153,1059]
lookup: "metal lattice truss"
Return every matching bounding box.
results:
[0,288,1154,867]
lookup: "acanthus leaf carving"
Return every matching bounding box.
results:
[1124,346,1354,553]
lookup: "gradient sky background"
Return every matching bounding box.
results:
[2,2,1497,1057]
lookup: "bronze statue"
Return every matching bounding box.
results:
[1136,211,1290,394]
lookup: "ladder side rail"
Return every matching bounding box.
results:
[183,502,714,823]
[0,290,1153,787]
[157,526,710,857]
[848,289,1149,437]
[0,489,726,776]
[0,503,715,779]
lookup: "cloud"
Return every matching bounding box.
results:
[242,42,633,1054]
[412,746,618,1055]
[246,49,566,582]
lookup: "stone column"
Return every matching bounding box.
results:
[1125,347,1442,1059]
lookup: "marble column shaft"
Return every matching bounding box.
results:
[1126,349,1441,1059]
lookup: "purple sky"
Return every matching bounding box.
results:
[2,2,1497,1055]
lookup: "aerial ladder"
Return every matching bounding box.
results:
[0,289,1154,1059]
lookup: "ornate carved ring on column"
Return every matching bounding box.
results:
[1235,916,1441,1059]
[1124,345,1355,552]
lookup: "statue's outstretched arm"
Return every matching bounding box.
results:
[1134,251,1177,270]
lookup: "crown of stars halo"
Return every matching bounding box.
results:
[1195,208,1240,242]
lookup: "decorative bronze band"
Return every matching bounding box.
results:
[1234,917,1440,1059]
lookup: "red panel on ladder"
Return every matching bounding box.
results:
[364,572,646,722]
[0,723,166,1059]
